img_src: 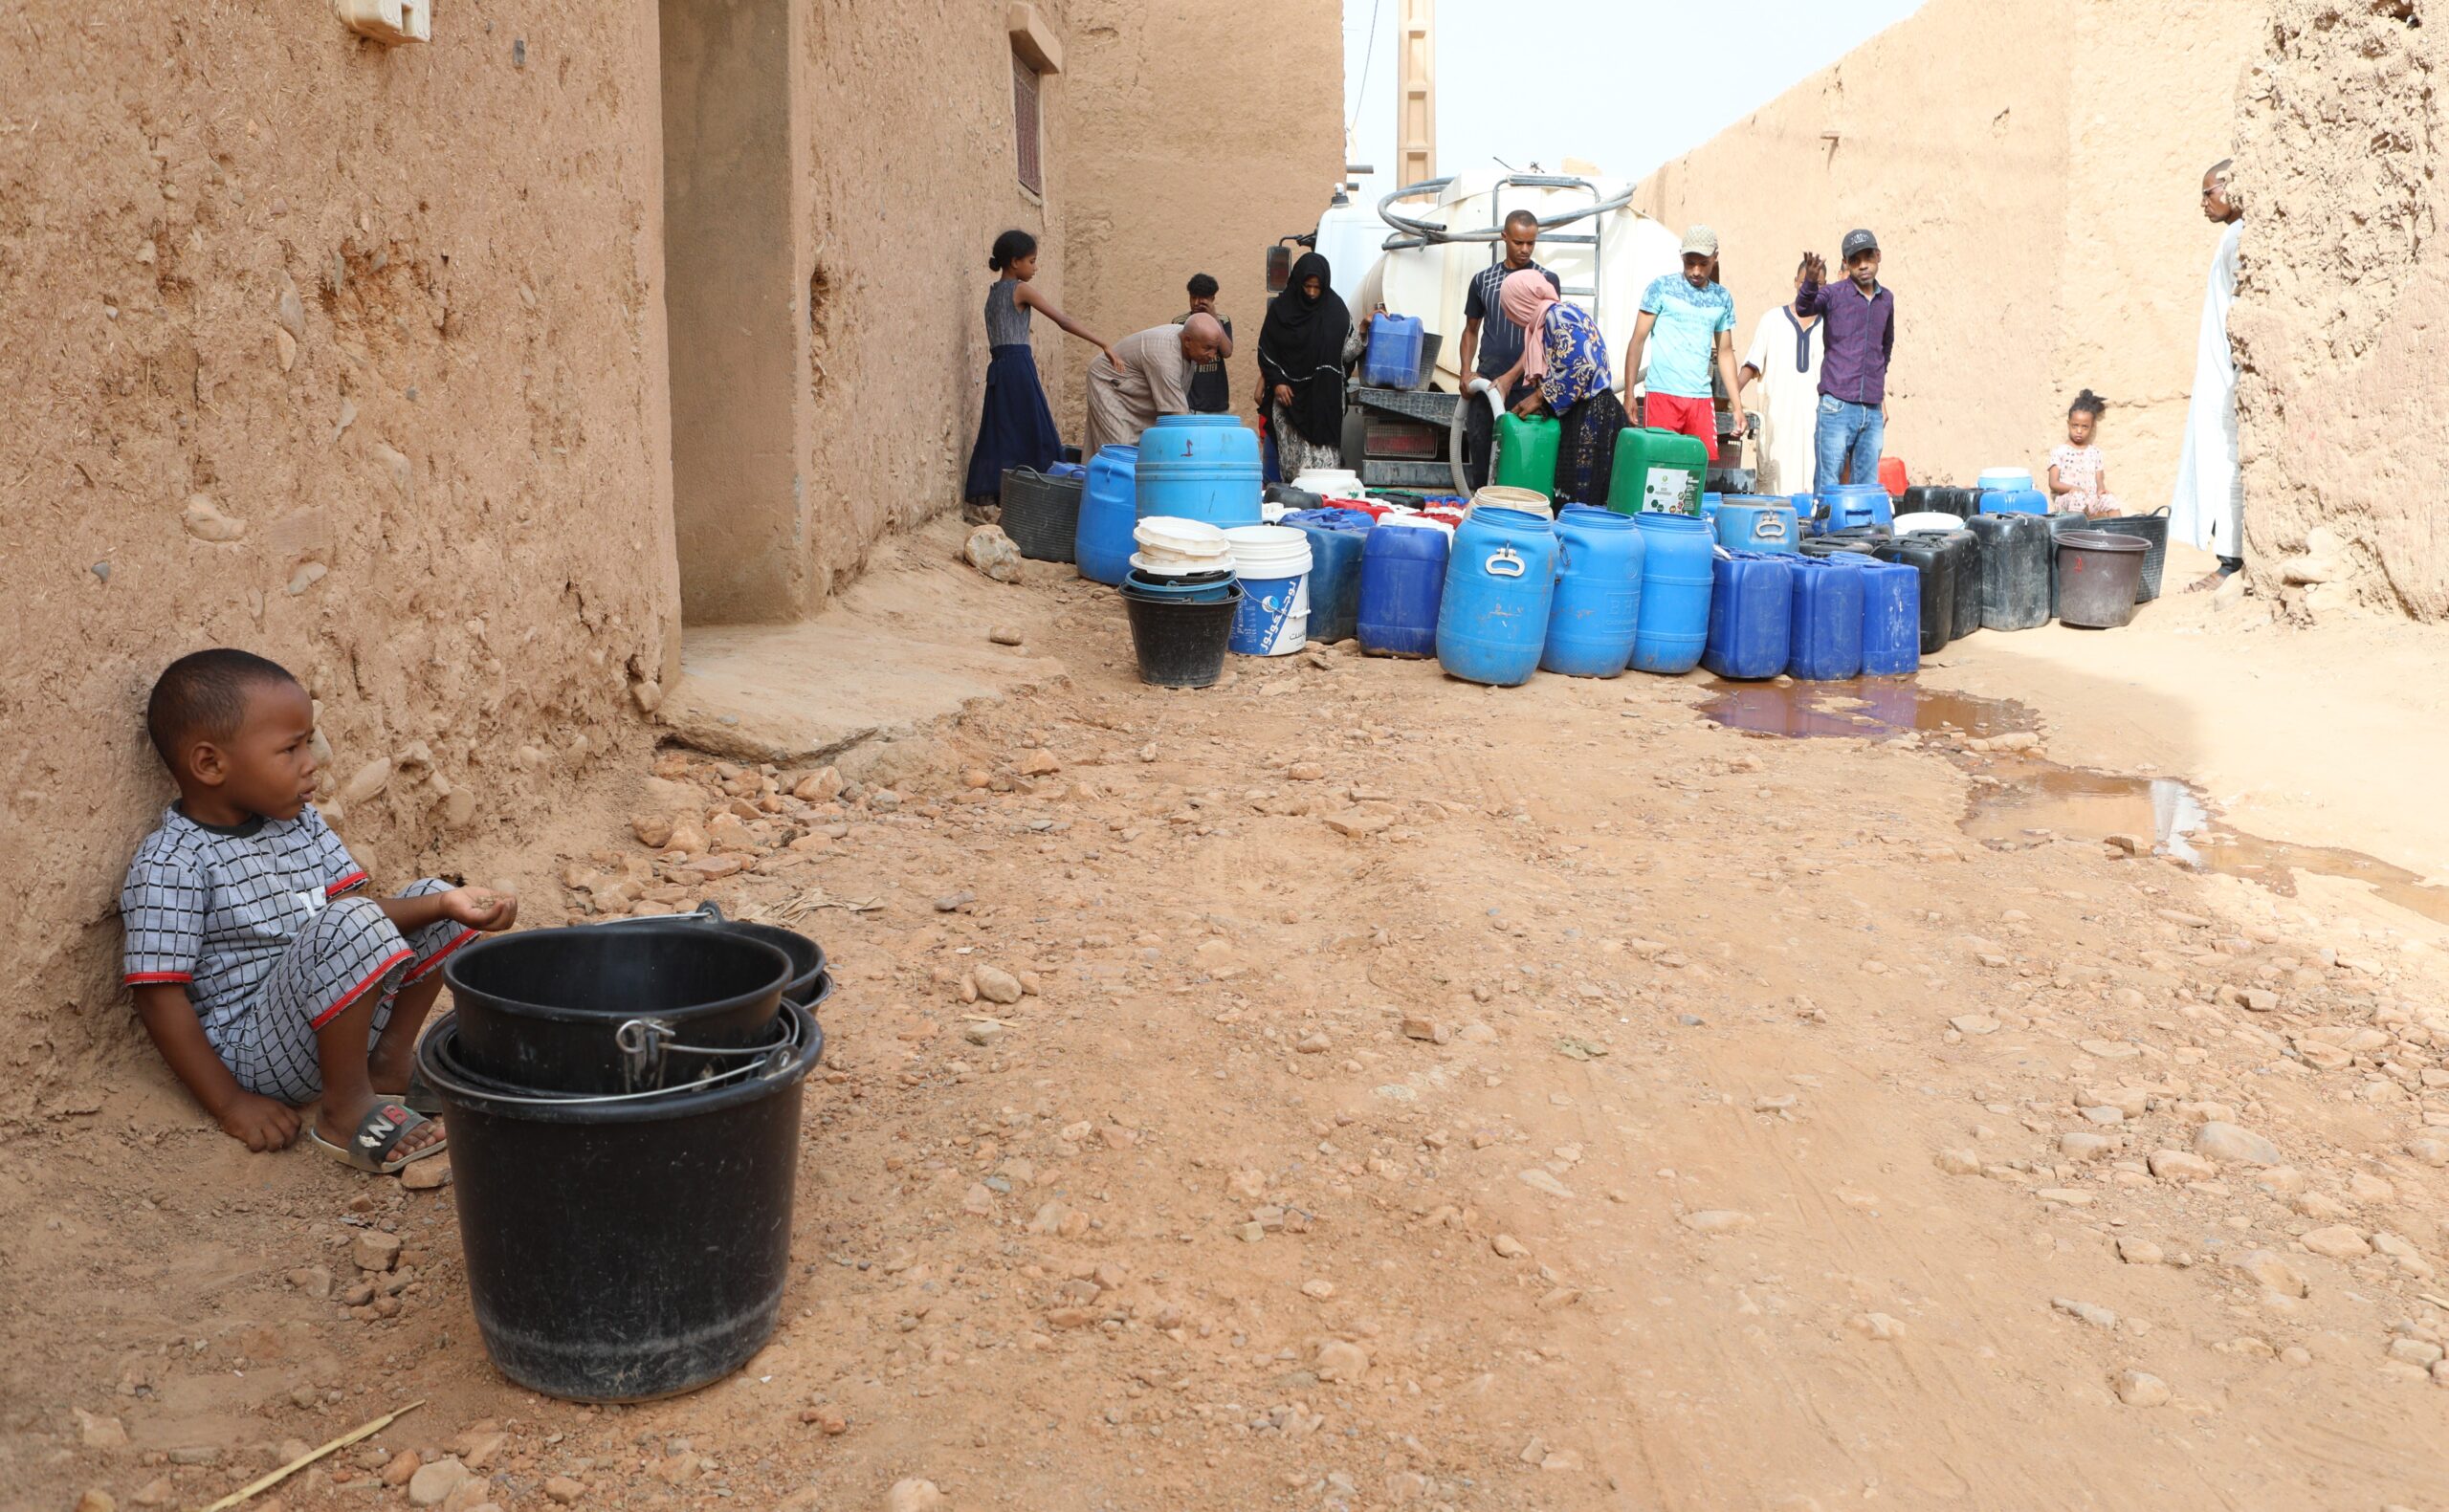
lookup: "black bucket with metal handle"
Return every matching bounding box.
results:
[442,923,791,1094]
[418,998,824,1402]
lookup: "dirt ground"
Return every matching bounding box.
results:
[11,532,2449,1512]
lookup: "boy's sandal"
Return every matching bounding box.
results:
[307,1102,448,1174]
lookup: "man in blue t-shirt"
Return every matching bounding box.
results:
[1623,226,1740,461]
[1458,210,1562,489]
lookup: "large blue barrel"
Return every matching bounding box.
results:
[1702,552,1795,681]
[1136,415,1263,529]
[1715,496,1798,556]
[1283,509,1373,645]
[1357,520,1448,658]
[1629,512,1713,675]
[1075,445,1140,585]
[1978,488,2049,517]
[1822,483,1894,531]
[1437,507,1557,688]
[1787,557,1866,681]
[1540,506,1644,677]
[1856,557,1921,675]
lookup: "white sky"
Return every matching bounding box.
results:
[1340,0,1927,195]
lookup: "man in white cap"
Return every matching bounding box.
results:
[1623,225,1740,465]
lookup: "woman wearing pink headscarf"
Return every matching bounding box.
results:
[1487,269,1626,507]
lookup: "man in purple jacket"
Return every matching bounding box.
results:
[1797,229,1897,492]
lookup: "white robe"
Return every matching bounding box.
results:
[2170,220,2243,555]
[1740,306,1824,496]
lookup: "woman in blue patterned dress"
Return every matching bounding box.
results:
[1489,268,1627,507]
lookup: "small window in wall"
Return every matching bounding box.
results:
[1012,55,1043,196]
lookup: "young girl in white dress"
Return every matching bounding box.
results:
[2048,389,2122,518]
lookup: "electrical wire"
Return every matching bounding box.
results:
[1346,0,1385,140]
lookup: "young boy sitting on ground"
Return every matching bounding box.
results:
[121,649,518,1172]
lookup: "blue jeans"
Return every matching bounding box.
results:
[1813,396,1885,493]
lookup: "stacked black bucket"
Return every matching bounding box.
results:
[421,905,829,1401]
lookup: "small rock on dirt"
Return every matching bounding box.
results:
[988,625,1025,646]
[76,1410,128,1450]
[972,966,1024,1005]
[885,1482,944,1512]
[962,525,1023,583]
[353,1230,404,1271]
[1492,1234,1529,1259]
[1314,1339,1370,1381]
[2193,1122,2281,1166]
[2300,1225,2372,1260]
[408,1458,471,1507]
[2236,1249,2310,1298]
[1679,1209,1752,1234]
[2114,1370,2172,1407]
[2117,1237,2165,1265]
[73,1492,116,1512]
[2149,1150,2217,1181]
[401,1158,451,1191]
[543,1477,585,1504]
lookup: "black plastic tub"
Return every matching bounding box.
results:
[418,999,824,1402]
[443,924,790,1094]
[2092,507,2172,602]
[999,467,1084,562]
[1122,581,1241,689]
[597,903,826,1009]
[1965,514,2053,631]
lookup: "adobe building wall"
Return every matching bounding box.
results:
[0,5,681,1108]
[1056,0,1345,437]
[1633,0,2262,503]
[2231,0,2447,620]
[0,1,1340,1108]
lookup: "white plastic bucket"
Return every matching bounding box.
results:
[1469,485,1553,518]
[1224,525,1313,656]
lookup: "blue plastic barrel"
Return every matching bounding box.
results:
[1822,483,1894,531]
[1540,507,1644,677]
[1787,557,1866,681]
[1075,445,1140,585]
[1703,552,1796,680]
[1356,521,1448,658]
[1437,507,1557,688]
[1283,509,1372,646]
[1362,314,1425,389]
[1715,496,1799,556]
[1978,488,2049,516]
[1857,556,1922,675]
[1629,512,1714,675]
[1136,415,1263,529]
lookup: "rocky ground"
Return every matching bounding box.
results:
[9,560,2449,1512]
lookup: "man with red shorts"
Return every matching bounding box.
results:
[1624,226,1740,461]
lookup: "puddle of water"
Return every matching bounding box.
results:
[1701,679,2449,926]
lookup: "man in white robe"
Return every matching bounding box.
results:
[2172,160,2245,588]
[1737,257,1826,496]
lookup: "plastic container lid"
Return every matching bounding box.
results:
[1891,512,1965,534]
[1468,485,1553,517]
[1134,516,1233,556]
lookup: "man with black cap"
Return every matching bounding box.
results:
[1796,228,1897,493]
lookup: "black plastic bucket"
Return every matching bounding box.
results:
[444,924,789,1094]
[597,904,826,1009]
[999,467,1084,562]
[417,1000,823,1402]
[2057,531,2150,628]
[1123,581,1241,689]
[2091,507,2171,602]
[1965,514,2052,631]
[1901,486,1979,520]
[2045,512,2089,619]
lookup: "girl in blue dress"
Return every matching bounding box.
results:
[964,230,1114,517]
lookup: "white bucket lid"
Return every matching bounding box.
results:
[1292,469,1362,493]
[1224,523,1313,577]
[1891,512,1964,533]
[1379,513,1453,534]
[1135,515,1233,555]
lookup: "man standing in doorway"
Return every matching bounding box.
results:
[1176,274,1233,415]
[2173,160,2245,588]
[1623,226,1741,463]
[1797,228,1896,493]
[1458,209,1561,489]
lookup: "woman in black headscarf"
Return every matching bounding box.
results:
[1257,252,1363,478]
